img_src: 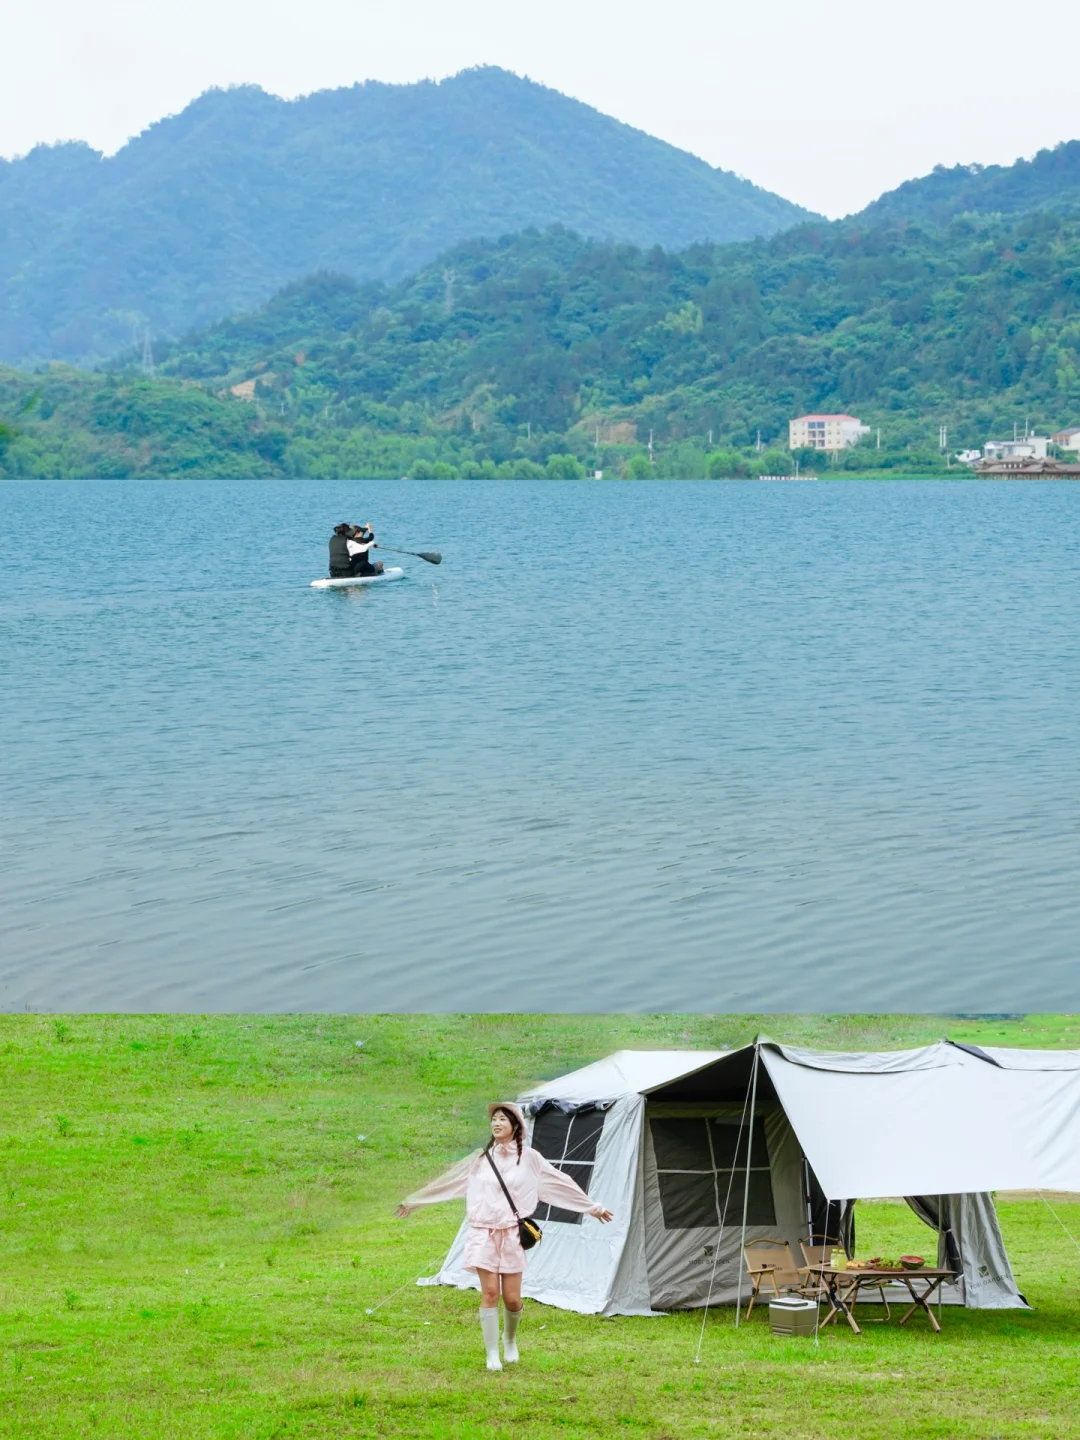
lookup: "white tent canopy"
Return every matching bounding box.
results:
[762,1040,1080,1198]
[423,1040,1080,1316]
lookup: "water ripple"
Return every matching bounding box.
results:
[1,478,1079,1011]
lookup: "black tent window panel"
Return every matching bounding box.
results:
[530,1105,607,1225]
[651,1117,775,1230]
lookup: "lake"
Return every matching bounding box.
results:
[2,478,1078,1012]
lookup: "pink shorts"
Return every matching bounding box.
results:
[463,1224,527,1274]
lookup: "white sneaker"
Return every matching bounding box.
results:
[486,1353,503,1371]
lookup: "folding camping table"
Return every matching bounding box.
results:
[815,1267,956,1335]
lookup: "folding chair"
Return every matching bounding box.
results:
[742,1239,817,1320]
[799,1234,839,1301]
[801,1234,891,1320]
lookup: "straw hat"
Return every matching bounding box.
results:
[487,1101,527,1132]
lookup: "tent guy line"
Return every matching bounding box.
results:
[1037,1193,1080,1260]
[365,1253,448,1317]
[694,1052,755,1363]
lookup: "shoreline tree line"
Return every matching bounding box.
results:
[2,205,1078,479]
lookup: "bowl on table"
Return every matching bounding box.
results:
[899,1255,926,1269]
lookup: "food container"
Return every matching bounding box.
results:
[769,1298,819,1337]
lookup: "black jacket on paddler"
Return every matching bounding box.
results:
[329,532,352,574]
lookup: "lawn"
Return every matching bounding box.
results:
[2,1013,1079,1438]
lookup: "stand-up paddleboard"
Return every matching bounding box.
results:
[311,566,405,589]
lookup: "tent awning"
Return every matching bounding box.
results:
[760,1042,1080,1199]
[521,1041,1080,1201]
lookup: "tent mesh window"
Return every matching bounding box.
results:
[650,1117,775,1229]
[530,1106,607,1224]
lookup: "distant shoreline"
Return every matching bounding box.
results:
[3,471,1076,483]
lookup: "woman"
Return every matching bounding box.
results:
[328,523,354,578]
[347,524,384,577]
[395,1102,614,1370]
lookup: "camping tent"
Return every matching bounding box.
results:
[423,1039,1080,1316]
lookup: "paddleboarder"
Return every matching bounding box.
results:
[328,523,354,579]
[316,529,441,587]
[347,523,384,577]
[395,1101,613,1370]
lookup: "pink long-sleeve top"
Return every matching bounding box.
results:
[403,1142,605,1229]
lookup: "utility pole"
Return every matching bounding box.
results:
[877,427,881,450]
[756,428,762,453]
[708,428,713,446]
[526,421,531,442]
[648,429,654,465]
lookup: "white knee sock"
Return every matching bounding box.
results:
[503,1304,522,1362]
[479,1306,502,1370]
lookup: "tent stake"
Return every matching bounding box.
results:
[734,1042,760,1329]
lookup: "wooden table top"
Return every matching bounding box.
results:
[817,1265,955,1279]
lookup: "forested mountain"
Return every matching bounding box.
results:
[3,205,1078,479]
[0,67,813,369]
[156,206,1080,443]
[857,140,1080,227]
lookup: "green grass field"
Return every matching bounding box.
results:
[3,1013,1079,1439]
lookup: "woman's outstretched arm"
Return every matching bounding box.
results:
[394,1151,480,1217]
[533,1154,613,1221]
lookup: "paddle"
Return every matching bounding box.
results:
[374,546,442,565]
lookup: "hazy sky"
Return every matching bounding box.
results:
[4,0,1079,216]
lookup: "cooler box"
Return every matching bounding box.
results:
[768,1298,818,1336]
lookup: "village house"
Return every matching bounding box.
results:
[1052,427,1080,452]
[789,413,870,451]
[976,429,1080,476]
[984,436,1049,461]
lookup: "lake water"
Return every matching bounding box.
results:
[2,478,1079,1013]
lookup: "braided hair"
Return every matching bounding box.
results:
[486,1106,524,1165]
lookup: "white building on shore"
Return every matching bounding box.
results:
[1051,427,1080,452]
[983,436,1049,462]
[789,413,870,451]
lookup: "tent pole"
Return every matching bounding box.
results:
[938,1195,944,1323]
[734,1043,760,1329]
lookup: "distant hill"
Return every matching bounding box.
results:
[4,206,1079,479]
[150,208,1080,440]
[856,139,1080,226]
[0,67,814,368]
